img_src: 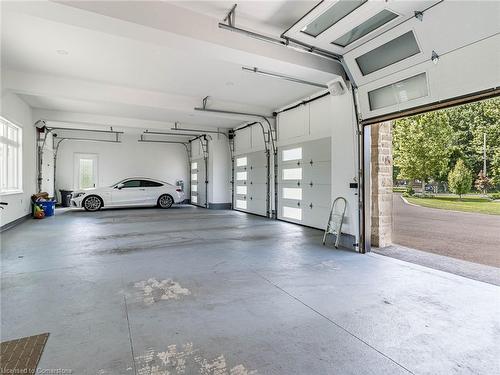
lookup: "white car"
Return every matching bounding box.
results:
[70,178,185,211]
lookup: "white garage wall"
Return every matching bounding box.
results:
[0,92,36,227]
[277,89,359,240]
[55,133,189,200]
[208,136,231,205]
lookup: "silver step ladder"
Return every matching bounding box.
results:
[323,197,347,248]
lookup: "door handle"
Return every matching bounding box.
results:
[139,188,145,191]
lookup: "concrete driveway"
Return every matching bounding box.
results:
[392,193,500,268]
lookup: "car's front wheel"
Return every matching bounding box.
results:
[157,194,174,209]
[83,195,103,211]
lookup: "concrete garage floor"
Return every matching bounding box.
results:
[1,207,499,375]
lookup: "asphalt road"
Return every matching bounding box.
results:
[392,193,500,268]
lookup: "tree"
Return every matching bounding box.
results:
[474,171,493,194]
[448,159,472,198]
[393,111,453,190]
[491,148,500,187]
[446,98,500,176]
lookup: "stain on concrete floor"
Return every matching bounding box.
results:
[133,278,191,305]
[134,343,256,375]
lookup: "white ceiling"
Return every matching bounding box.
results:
[19,94,241,128]
[172,1,318,36]
[1,0,337,130]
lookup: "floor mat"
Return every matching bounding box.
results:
[0,333,49,373]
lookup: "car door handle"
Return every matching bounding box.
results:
[139,188,146,191]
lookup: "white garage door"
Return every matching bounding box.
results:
[281,1,500,121]
[234,151,268,216]
[190,158,207,207]
[278,138,331,229]
[233,124,270,217]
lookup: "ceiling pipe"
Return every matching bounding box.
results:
[138,139,188,146]
[144,130,200,137]
[218,22,356,88]
[138,137,190,156]
[169,126,228,137]
[218,23,343,63]
[52,136,121,143]
[219,23,286,49]
[48,127,124,134]
[242,66,328,89]
[194,107,273,119]
[43,119,124,131]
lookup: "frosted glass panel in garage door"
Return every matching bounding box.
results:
[278,138,331,229]
[191,158,206,207]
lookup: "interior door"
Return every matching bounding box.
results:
[74,153,98,189]
[112,179,146,206]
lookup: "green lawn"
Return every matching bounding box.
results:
[405,195,500,215]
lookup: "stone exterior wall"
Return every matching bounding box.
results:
[371,122,393,248]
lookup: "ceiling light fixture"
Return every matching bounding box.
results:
[56,49,69,55]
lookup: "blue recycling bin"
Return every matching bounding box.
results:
[38,201,56,217]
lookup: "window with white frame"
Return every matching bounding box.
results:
[236,157,247,167]
[282,147,302,162]
[0,117,22,194]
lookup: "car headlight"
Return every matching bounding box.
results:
[73,192,85,198]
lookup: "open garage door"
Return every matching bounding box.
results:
[232,124,270,217]
[281,1,499,122]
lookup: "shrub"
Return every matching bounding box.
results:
[489,192,500,200]
[448,159,472,198]
[474,171,493,194]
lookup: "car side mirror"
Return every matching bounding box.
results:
[116,183,124,190]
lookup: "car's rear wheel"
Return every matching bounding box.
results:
[83,195,103,211]
[158,194,174,209]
